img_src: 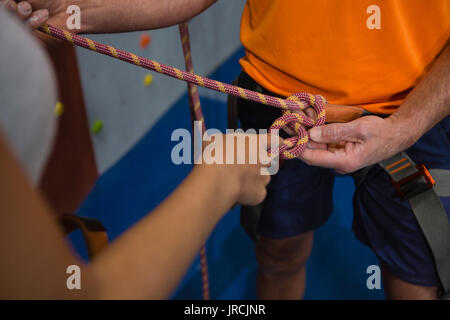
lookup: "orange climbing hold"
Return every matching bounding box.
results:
[139,33,151,48]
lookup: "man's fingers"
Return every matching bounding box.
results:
[305,107,317,121]
[26,8,48,28]
[300,144,364,173]
[306,140,327,150]
[1,0,17,12]
[309,121,360,144]
[299,148,347,170]
[327,142,346,152]
[282,126,295,136]
[0,0,48,29]
[17,1,32,19]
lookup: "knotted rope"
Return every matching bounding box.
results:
[271,93,326,159]
[38,24,327,159]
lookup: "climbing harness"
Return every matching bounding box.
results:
[379,152,450,299]
[38,24,327,160]
[353,151,450,299]
[60,214,108,260]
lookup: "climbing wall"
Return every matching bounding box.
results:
[76,1,246,173]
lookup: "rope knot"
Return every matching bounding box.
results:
[269,92,327,159]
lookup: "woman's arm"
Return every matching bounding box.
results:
[0,133,272,299]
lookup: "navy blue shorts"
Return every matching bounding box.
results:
[237,72,450,287]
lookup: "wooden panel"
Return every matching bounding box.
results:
[38,38,98,215]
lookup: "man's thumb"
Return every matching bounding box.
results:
[309,126,323,142]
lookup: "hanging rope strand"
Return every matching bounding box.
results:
[178,23,210,301]
[178,23,206,132]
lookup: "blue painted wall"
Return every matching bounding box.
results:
[71,47,385,300]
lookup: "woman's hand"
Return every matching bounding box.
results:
[197,133,281,206]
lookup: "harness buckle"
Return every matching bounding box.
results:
[391,164,436,200]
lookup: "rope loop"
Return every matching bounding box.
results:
[269,92,327,159]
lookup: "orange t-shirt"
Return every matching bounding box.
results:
[240,0,450,114]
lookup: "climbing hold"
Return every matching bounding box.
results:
[139,33,151,48]
[144,74,153,86]
[91,120,103,134]
[54,101,64,117]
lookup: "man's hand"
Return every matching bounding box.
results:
[298,115,413,174]
[27,0,67,28]
[298,43,449,174]
[1,0,48,28]
[1,0,67,29]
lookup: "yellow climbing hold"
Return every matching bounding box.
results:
[54,101,64,117]
[144,74,153,86]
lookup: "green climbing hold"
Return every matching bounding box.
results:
[91,120,103,134]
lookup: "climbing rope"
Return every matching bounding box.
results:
[178,23,210,300]
[38,24,327,159]
[178,23,206,132]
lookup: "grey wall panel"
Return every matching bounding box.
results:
[76,1,246,173]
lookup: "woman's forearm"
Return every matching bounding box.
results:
[73,0,216,33]
[0,134,237,299]
[1,127,268,299]
[89,164,238,299]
